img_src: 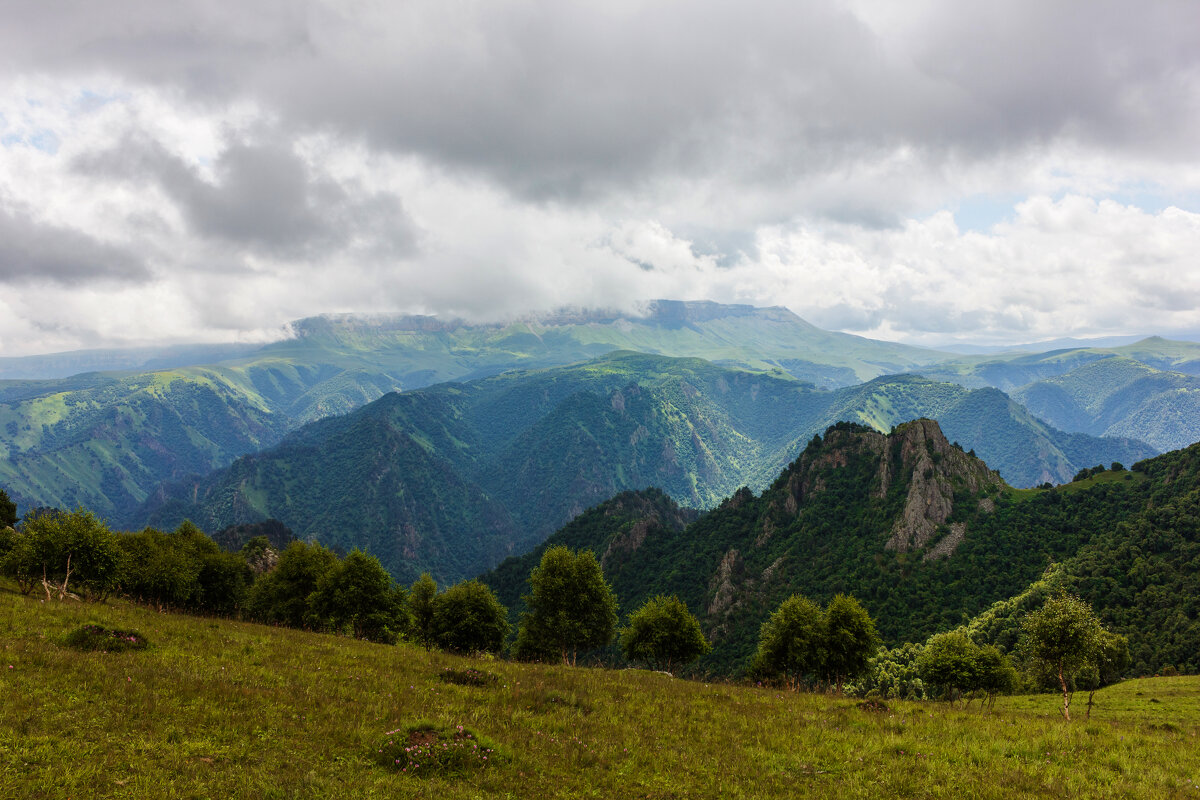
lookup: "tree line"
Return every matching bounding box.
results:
[1,488,1126,714]
[0,496,708,671]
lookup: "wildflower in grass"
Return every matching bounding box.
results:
[374,723,504,776]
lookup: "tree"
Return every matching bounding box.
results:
[621,595,710,674]
[917,631,982,703]
[821,593,879,693]
[858,643,927,700]
[172,521,251,613]
[6,509,124,601]
[514,546,618,665]
[1074,629,1131,718]
[1021,592,1104,720]
[246,541,339,629]
[974,644,1019,707]
[118,527,203,611]
[409,572,438,651]
[0,487,16,528]
[311,550,410,644]
[750,594,824,688]
[431,580,509,655]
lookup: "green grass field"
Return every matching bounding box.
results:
[3,587,1197,799]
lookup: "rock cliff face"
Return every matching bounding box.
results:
[763,418,1003,562]
[883,419,1001,555]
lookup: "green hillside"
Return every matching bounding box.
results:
[920,338,1200,454]
[0,370,291,521]
[919,336,1200,392]
[960,447,1200,676]
[141,354,823,583]
[3,305,1192,532]
[5,591,1198,799]
[1011,357,1200,452]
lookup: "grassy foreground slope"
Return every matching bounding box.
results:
[4,589,1199,799]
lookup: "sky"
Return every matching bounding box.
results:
[1,0,1199,356]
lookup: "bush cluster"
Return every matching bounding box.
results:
[64,624,150,653]
[374,723,501,776]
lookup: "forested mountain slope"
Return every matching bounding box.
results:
[960,448,1200,677]
[136,354,1149,584]
[918,338,1200,454]
[0,301,949,520]
[4,304,1192,527]
[1011,357,1200,453]
[487,420,1184,676]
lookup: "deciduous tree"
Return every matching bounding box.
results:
[431,580,509,655]
[621,595,710,674]
[1021,592,1103,720]
[514,546,618,665]
[821,593,879,693]
[410,572,438,651]
[750,594,824,688]
[0,487,16,528]
[311,550,409,644]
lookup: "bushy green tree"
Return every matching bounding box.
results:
[246,541,339,629]
[917,631,982,702]
[311,550,410,644]
[1021,592,1104,720]
[410,572,438,651]
[4,509,123,601]
[431,580,509,655]
[975,644,1019,705]
[514,546,618,665]
[119,528,203,610]
[0,487,16,528]
[620,595,710,673]
[0,524,40,595]
[822,593,879,692]
[119,522,251,613]
[750,594,825,688]
[856,643,927,700]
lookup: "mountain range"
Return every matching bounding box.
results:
[0,300,1197,589]
[135,352,1152,584]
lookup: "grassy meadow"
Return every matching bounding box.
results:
[2,586,1198,799]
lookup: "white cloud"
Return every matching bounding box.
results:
[0,2,1199,355]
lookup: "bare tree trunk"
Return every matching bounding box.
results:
[1086,691,1096,720]
[1059,665,1071,721]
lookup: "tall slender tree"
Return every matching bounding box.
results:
[1021,592,1104,721]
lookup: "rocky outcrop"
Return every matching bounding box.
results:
[772,426,889,516]
[601,518,654,567]
[766,418,1003,561]
[884,419,1002,555]
[707,548,744,617]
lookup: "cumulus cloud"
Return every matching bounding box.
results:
[0,1,1198,354]
[72,133,417,260]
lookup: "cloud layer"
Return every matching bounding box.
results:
[1,1,1198,353]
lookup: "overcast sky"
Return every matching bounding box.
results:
[1,0,1198,355]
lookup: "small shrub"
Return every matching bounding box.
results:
[857,699,889,713]
[374,722,502,776]
[436,667,499,687]
[64,624,150,653]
